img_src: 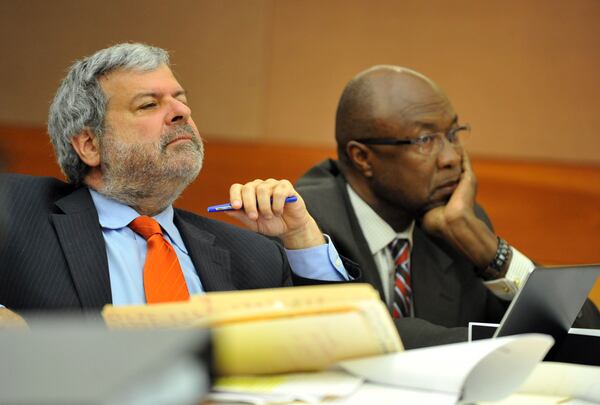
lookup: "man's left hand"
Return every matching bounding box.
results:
[421,152,500,271]
[421,151,477,237]
[226,179,326,249]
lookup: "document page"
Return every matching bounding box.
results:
[518,361,600,402]
[208,371,363,404]
[338,334,554,403]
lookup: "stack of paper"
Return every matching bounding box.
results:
[102,285,563,404]
[207,334,554,404]
[103,284,403,375]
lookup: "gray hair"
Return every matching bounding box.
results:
[47,43,170,185]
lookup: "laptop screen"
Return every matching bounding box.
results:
[493,265,600,341]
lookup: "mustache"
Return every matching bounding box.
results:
[160,124,202,149]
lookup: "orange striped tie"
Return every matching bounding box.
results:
[129,216,190,304]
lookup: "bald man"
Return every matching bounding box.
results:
[296,65,599,348]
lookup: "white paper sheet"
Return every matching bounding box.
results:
[209,371,363,404]
[338,334,554,403]
[332,382,458,405]
[518,361,600,402]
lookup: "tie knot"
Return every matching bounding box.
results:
[129,216,163,240]
[389,238,409,258]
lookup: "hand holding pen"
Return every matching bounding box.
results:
[208,196,298,213]
[210,179,325,249]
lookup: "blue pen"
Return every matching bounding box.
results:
[207,195,298,213]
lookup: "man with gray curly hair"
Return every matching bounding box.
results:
[48,43,203,212]
[0,43,356,315]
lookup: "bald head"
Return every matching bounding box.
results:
[335,65,452,163]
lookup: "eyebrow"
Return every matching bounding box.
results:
[414,115,459,131]
[131,90,188,103]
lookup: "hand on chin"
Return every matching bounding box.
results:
[419,202,449,238]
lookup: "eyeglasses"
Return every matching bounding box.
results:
[355,124,471,156]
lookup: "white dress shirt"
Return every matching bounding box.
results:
[346,184,535,303]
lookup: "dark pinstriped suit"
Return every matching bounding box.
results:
[0,174,342,312]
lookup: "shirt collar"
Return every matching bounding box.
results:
[89,189,188,253]
[346,184,414,254]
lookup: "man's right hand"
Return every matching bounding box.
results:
[226,179,327,250]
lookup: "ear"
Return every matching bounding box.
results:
[346,141,374,178]
[71,128,100,168]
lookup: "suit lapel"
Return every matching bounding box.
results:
[174,212,235,292]
[333,174,386,296]
[411,226,461,325]
[52,187,112,309]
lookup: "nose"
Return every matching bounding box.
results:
[436,137,462,168]
[165,98,192,125]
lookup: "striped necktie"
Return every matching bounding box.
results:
[389,238,412,318]
[129,216,190,304]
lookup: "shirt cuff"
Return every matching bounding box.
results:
[483,247,535,300]
[284,234,349,281]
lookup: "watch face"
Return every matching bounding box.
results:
[491,238,511,271]
[478,237,511,280]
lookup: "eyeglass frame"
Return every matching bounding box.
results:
[353,124,470,156]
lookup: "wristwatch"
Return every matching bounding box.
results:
[480,236,512,280]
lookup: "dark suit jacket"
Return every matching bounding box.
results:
[296,160,600,348]
[0,174,351,312]
[296,159,599,346]
[297,160,508,326]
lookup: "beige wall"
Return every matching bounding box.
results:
[1,0,599,163]
[264,0,600,163]
[0,0,271,140]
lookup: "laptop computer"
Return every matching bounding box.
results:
[492,264,600,341]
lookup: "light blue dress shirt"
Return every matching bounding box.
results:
[89,190,348,306]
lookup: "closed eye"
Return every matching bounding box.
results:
[139,102,157,110]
